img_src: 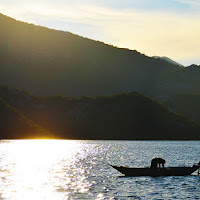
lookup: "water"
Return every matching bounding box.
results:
[0,140,199,199]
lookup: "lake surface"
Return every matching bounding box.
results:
[0,140,199,199]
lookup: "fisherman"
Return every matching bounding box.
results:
[151,158,166,169]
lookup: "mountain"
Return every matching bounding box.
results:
[1,85,200,140]
[0,96,52,139]
[0,13,181,98]
[163,92,200,125]
[152,56,183,66]
[1,12,200,134]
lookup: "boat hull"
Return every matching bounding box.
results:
[111,165,199,177]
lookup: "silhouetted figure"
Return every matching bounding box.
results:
[151,158,166,169]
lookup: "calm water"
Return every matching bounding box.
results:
[0,140,199,200]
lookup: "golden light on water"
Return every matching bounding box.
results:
[0,140,89,200]
[0,140,199,199]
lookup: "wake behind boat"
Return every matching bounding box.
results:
[110,158,200,177]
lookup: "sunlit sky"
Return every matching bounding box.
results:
[1,0,200,66]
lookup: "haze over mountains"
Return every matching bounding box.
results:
[0,13,200,140]
[152,56,183,67]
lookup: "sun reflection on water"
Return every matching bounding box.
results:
[0,140,199,199]
[0,140,88,200]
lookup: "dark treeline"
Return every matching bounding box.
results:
[0,85,199,140]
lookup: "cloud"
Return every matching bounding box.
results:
[177,0,200,6]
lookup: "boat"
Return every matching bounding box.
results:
[110,160,200,177]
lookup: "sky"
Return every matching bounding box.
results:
[0,0,200,66]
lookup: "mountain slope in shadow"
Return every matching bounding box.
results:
[0,97,53,139]
[0,85,199,140]
[163,92,200,125]
[0,13,181,98]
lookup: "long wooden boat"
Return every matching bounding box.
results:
[110,164,200,177]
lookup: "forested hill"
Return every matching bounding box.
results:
[0,98,52,139]
[0,85,200,140]
[0,13,181,97]
[163,93,200,125]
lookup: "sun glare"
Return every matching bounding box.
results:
[0,140,83,200]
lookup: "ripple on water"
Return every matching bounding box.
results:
[0,140,199,199]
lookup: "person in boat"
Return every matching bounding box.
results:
[151,158,166,169]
